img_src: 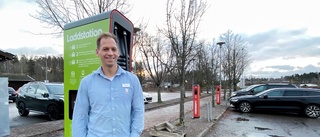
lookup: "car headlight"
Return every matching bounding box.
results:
[230,98,238,102]
[231,92,236,96]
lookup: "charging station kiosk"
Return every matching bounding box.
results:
[193,84,200,118]
[63,9,134,137]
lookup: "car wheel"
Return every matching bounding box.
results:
[48,105,60,121]
[305,105,320,118]
[239,102,251,113]
[18,102,29,116]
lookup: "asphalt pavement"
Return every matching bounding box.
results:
[6,93,229,137]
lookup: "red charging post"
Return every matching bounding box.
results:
[193,84,200,118]
[216,86,221,105]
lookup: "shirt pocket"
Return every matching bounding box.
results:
[114,87,133,104]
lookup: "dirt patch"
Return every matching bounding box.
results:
[254,126,272,131]
[236,117,249,121]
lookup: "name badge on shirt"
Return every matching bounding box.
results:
[122,83,130,88]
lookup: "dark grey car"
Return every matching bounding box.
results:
[230,88,320,118]
[15,82,64,121]
[8,87,17,102]
[230,83,298,98]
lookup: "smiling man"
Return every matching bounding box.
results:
[72,32,144,137]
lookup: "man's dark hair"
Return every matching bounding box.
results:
[96,32,118,49]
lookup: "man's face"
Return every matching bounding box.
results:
[96,37,119,68]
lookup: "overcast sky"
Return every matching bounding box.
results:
[1,0,319,78]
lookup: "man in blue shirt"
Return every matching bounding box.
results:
[72,32,144,137]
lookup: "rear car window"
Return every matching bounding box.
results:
[46,84,64,95]
[283,90,302,96]
[305,91,320,96]
[266,89,284,96]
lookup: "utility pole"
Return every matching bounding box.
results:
[217,41,226,105]
[45,55,48,82]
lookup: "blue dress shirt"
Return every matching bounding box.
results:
[72,66,144,137]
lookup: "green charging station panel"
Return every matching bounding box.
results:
[63,9,134,137]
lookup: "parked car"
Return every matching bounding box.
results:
[15,81,64,121]
[230,88,320,118]
[143,92,152,104]
[230,83,298,98]
[8,87,17,102]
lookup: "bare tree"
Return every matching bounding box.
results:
[219,30,251,97]
[31,0,132,36]
[159,0,208,126]
[134,61,146,85]
[186,41,217,91]
[196,42,220,106]
[136,29,173,103]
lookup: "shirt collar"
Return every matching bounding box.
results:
[94,65,126,77]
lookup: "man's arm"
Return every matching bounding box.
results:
[72,79,90,137]
[130,75,145,137]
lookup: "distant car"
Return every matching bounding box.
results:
[143,92,152,104]
[230,88,320,118]
[15,82,64,121]
[8,87,17,102]
[15,87,21,95]
[230,83,298,98]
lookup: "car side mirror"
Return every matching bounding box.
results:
[263,94,268,99]
[42,93,49,98]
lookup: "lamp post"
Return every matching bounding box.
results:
[46,56,47,80]
[45,55,48,83]
[210,66,215,107]
[216,41,225,105]
[191,59,195,87]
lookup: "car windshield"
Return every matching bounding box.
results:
[46,84,64,95]
[243,84,259,91]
